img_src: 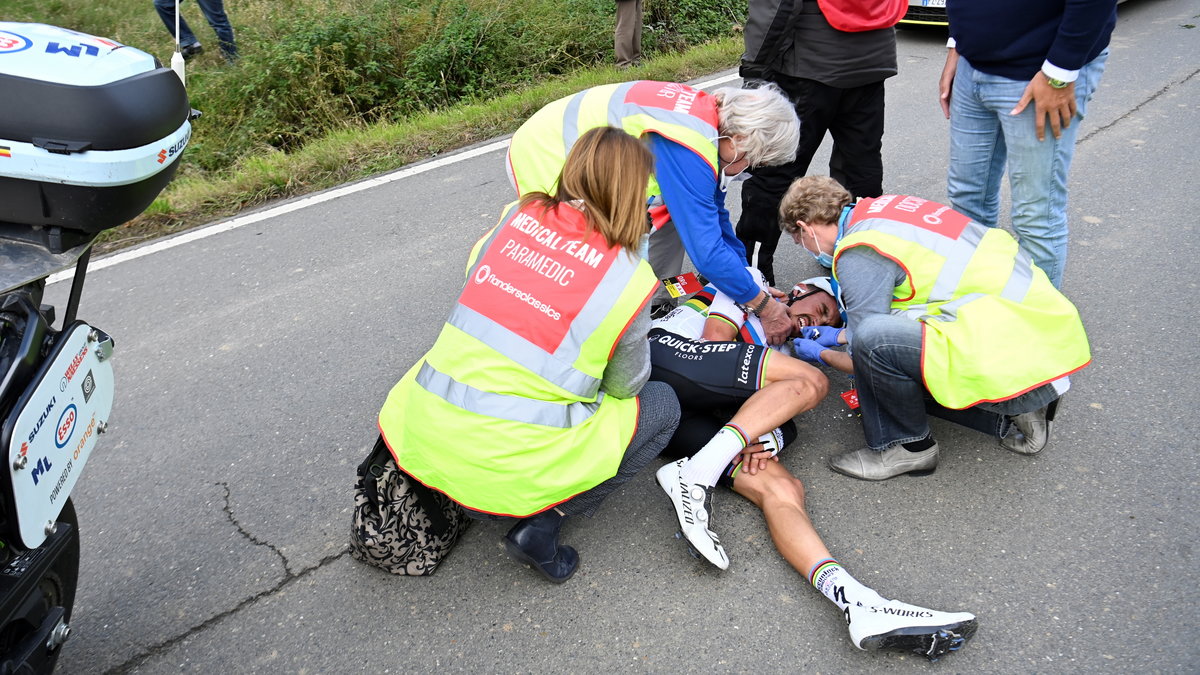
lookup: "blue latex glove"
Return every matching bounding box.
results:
[792,338,827,366]
[800,325,844,348]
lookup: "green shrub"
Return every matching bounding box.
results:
[11,0,748,177]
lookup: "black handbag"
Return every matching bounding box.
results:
[349,437,471,576]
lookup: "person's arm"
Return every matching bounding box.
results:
[836,245,907,337]
[793,335,855,374]
[1010,0,1117,140]
[939,41,958,119]
[648,135,759,304]
[741,0,794,85]
[600,306,651,399]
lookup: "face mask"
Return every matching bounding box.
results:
[804,226,835,268]
[718,167,750,193]
[714,135,749,193]
[804,207,851,268]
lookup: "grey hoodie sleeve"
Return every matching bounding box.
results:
[600,306,652,400]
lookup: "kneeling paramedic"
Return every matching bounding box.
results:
[782,176,1090,481]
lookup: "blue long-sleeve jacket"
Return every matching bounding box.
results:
[648,134,760,305]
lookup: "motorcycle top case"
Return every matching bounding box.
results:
[0,22,191,232]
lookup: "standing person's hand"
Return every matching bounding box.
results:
[758,298,792,346]
[940,46,959,119]
[1011,74,1077,141]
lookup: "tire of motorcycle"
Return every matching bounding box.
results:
[43,499,79,624]
[0,499,80,674]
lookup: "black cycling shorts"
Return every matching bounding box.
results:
[647,328,769,409]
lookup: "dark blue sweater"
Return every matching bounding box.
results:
[949,0,1116,80]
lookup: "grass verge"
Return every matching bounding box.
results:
[100,39,743,253]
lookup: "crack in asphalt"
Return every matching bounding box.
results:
[102,484,350,674]
[218,482,292,574]
[1081,67,1199,143]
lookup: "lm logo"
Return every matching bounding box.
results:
[30,457,53,486]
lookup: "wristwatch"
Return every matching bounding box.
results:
[1046,75,1069,89]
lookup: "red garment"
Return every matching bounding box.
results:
[817,0,906,32]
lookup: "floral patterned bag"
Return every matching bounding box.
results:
[349,437,471,576]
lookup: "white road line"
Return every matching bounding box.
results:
[48,71,742,285]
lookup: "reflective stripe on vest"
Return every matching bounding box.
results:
[378,200,656,516]
[508,81,720,205]
[835,194,1090,408]
[415,361,602,428]
[848,216,1036,323]
[557,82,721,160]
[443,206,650,401]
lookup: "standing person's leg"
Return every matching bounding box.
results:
[194,0,237,60]
[614,0,641,68]
[731,463,977,657]
[827,81,886,198]
[996,51,1109,287]
[828,313,939,480]
[736,77,834,284]
[154,0,200,51]
[947,57,1007,228]
[631,0,643,64]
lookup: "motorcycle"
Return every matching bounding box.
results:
[0,22,194,672]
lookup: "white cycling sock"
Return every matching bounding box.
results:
[809,559,887,609]
[679,423,750,487]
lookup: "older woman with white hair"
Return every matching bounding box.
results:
[507,81,801,345]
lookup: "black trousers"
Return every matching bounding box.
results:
[737,75,887,286]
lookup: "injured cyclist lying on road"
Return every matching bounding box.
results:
[647,268,978,660]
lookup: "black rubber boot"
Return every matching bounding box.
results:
[503,510,579,584]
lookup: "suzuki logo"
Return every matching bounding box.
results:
[157,149,168,164]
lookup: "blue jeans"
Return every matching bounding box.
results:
[947,51,1108,288]
[850,313,1059,450]
[154,0,237,58]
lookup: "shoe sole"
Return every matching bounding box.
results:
[828,464,937,481]
[655,467,729,569]
[502,537,577,584]
[860,619,978,661]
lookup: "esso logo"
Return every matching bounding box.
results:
[55,404,78,449]
[0,32,32,54]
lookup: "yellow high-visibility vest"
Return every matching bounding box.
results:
[379,201,658,516]
[507,81,720,229]
[833,194,1091,409]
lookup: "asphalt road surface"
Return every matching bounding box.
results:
[45,0,1199,672]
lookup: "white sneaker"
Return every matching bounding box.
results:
[846,599,978,660]
[655,459,729,570]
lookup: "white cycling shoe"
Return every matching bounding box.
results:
[655,459,729,570]
[846,598,978,661]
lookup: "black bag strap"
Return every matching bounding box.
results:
[405,473,452,535]
[358,437,393,506]
[360,436,454,535]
